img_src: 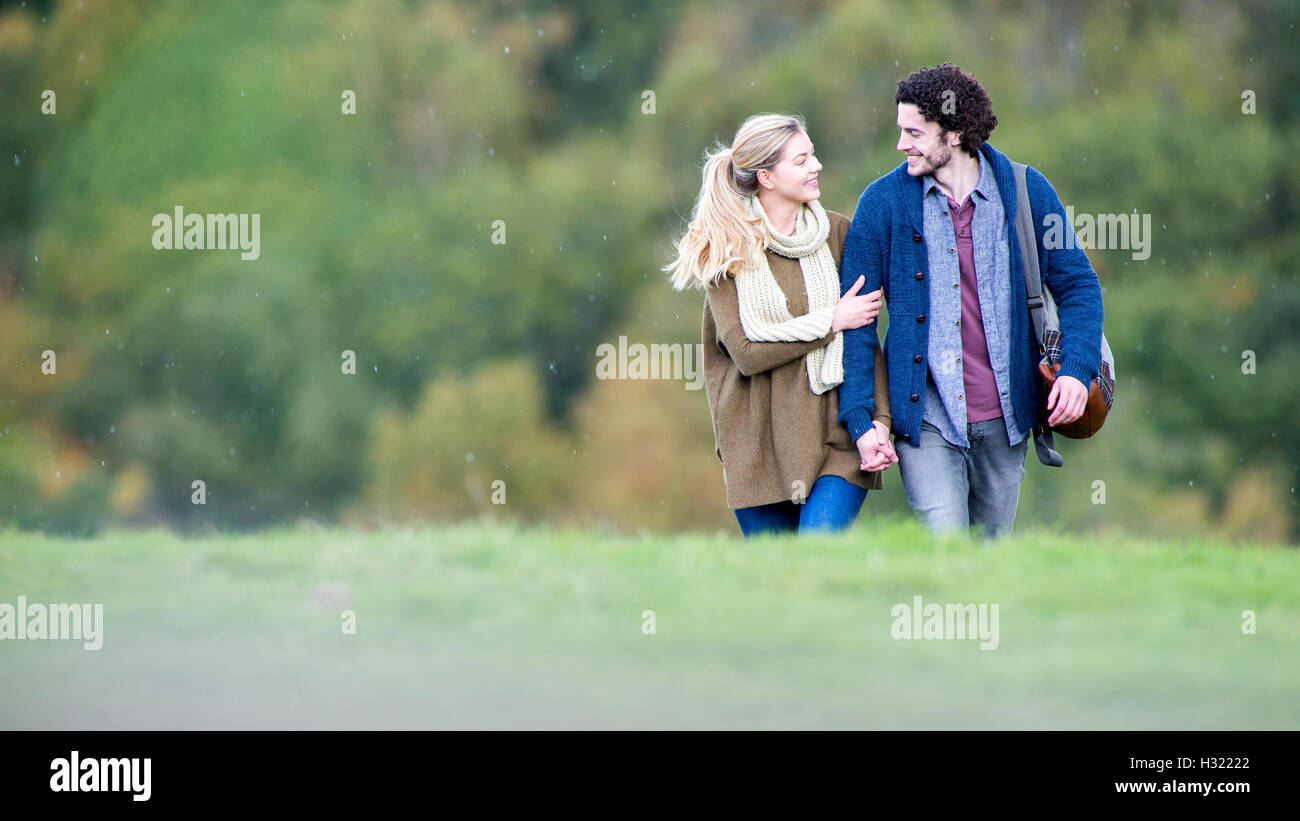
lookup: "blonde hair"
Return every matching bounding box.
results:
[666,113,808,290]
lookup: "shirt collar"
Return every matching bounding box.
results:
[923,150,993,203]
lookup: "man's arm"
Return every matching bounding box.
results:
[838,189,887,443]
[1029,167,1104,388]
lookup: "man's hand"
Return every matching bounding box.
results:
[856,421,898,472]
[873,421,898,464]
[1046,374,1089,426]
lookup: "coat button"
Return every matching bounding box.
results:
[912,233,922,242]
[910,393,919,402]
[916,314,925,322]
[900,432,911,439]
[913,354,923,363]
[915,272,924,280]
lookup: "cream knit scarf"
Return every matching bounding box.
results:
[734,197,843,394]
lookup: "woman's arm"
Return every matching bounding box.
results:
[706,276,833,377]
[870,345,891,431]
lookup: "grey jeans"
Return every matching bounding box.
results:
[895,418,1030,539]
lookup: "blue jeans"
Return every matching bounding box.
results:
[733,475,868,538]
[896,418,1030,539]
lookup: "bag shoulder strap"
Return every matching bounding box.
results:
[1011,160,1063,468]
[1012,161,1047,355]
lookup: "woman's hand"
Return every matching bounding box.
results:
[857,421,898,472]
[831,275,884,333]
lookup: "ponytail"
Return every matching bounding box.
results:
[665,113,806,291]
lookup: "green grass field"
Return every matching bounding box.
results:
[1,517,1296,729]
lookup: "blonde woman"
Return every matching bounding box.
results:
[668,114,897,537]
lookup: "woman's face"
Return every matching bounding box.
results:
[757,130,821,204]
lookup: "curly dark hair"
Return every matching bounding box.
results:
[895,63,997,157]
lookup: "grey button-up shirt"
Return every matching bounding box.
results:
[920,151,1026,448]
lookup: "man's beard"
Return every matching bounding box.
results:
[917,140,953,176]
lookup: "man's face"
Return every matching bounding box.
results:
[896,103,954,177]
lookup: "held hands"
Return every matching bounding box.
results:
[1046,374,1089,427]
[831,275,884,334]
[856,421,899,473]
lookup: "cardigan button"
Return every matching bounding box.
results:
[909,393,919,402]
[913,355,922,363]
[914,272,924,280]
[916,314,925,322]
[912,233,922,242]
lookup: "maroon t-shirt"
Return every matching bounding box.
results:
[946,194,1003,423]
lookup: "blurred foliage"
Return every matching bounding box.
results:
[0,0,1295,540]
[354,359,577,523]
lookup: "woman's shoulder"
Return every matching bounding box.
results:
[826,208,851,228]
[825,208,851,247]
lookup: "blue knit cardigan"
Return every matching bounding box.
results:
[838,141,1104,446]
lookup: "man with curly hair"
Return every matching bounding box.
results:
[839,63,1104,538]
